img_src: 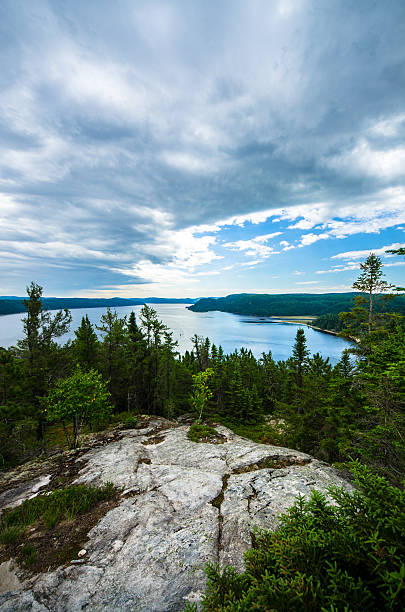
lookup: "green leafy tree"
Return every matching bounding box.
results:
[125,311,149,413]
[46,366,111,448]
[190,368,214,421]
[96,308,127,409]
[0,347,16,405]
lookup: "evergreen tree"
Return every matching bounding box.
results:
[352,253,394,332]
[125,311,148,413]
[291,328,309,390]
[96,308,127,409]
[17,282,71,439]
[73,315,99,370]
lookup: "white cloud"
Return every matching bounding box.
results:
[223,232,281,259]
[368,113,405,137]
[161,151,225,174]
[317,260,405,275]
[325,139,405,180]
[331,242,405,260]
[299,232,329,247]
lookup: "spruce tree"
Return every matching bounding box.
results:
[73,315,99,370]
[291,328,309,389]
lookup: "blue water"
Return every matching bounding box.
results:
[0,303,351,364]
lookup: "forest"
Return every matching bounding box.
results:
[0,254,403,485]
[0,253,404,609]
[188,290,405,320]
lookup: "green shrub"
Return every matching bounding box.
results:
[187,423,218,442]
[186,462,405,611]
[123,415,138,429]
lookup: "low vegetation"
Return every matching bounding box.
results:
[185,463,405,611]
[187,423,219,442]
[123,414,138,429]
[1,482,115,533]
[0,483,116,570]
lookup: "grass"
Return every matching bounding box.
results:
[188,423,219,442]
[19,543,37,566]
[0,525,23,545]
[0,482,117,570]
[1,482,116,533]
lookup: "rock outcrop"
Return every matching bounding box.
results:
[0,419,353,611]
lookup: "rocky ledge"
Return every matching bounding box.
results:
[0,418,352,611]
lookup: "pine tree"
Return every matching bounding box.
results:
[352,253,394,332]
[17,282,71,439]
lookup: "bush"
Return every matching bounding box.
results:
[187,423,218,442]
[186,462,405,611]
[123,415,138,429]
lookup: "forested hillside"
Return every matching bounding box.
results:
[188,291,405,317]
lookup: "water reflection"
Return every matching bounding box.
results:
[0,303,351,364]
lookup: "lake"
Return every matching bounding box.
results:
[0,303,351,364]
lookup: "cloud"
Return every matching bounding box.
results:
[223,232,281,259]
[316,261,405,275]
[299,233,330,247]
[324,140,405,180]
[0,0,404,294]
[331,243,405,260]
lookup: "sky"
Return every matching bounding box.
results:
[0,0,404,298]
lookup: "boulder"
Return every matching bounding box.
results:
[0,420,352,611]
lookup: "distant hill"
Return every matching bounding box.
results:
[188,293,405,317]
[0,296,196,316]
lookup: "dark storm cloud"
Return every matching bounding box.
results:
[0,0,404,293]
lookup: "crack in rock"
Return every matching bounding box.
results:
[233,455,311,474]
[210,474,230,560]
